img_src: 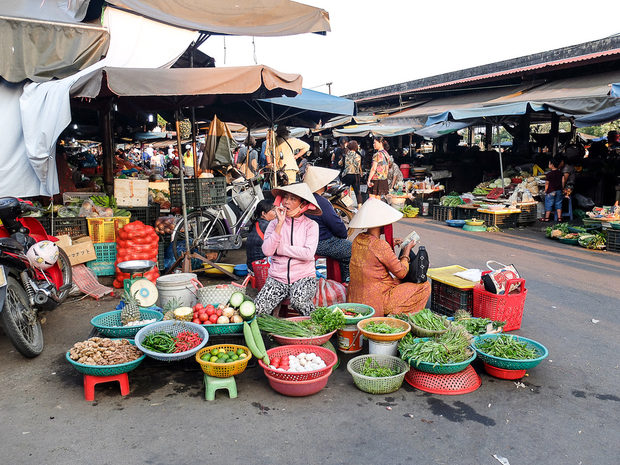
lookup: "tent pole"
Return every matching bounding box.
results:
[497,125,505,192]
[175,112,192,273]
[101,100,115,194]
[551,113,560,157]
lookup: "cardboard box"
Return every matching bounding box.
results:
[55,235,96,266]
[114,178,149,207]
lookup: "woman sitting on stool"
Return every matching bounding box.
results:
[246,199,275,272]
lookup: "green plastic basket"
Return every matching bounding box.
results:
[90,309,163,338]
[347,354,409,394]
[473,334,548,370]
[66,339,146,376]
[202,317,254,336]
[327,303,375,325]
[400,337,476,374]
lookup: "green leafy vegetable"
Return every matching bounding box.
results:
[398,327,472,366]
[476,335,539,360]
[360,358,399,378]
[363,321,401,334]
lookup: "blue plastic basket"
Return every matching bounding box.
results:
[135,321,209,361]
[327,303,375,325]
[66,339,145,376]
[90,309,163,338]
[473,334,548,370]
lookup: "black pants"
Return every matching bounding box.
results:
[342,173,361,204]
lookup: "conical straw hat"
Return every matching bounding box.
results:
[348,198,403,229]
[303,166,340,193]
[271,182,322,215]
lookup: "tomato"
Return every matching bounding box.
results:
[206,306,216,316]
[194,303,204,312]
[216,308,222,317]
[209,314,218,324]
[192,318,201,324]
[199,313,208,323]
[203,320,212,325]
[271,357,281,367]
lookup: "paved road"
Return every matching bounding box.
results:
[1,218,619,465]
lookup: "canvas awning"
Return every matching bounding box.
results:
[70,65,303,110]
[107,0,330,36]
[320,115,379,130]
[0,15,109,83]
[333,124,418,138]
[573,102,620,127]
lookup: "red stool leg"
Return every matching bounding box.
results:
[83,373,130,401]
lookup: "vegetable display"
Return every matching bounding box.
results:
[360,358,398,378]
[141,331,202,354]
[440,195,464,207]
[578,232,606,249]
[69,338,142,365]
[452,310,505,336]
[243,319,269,365]
[256,307,346,337]
[400,205,420,218]
[113,221,160,288]
[405,308,448,331]
[476,334,539,360]
[200,347,248,364]
[268,352,327,372]
[363,321,401,334]
[154,216,176,235]
[398,327,473,366]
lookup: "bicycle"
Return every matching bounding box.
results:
[170,176,264,264]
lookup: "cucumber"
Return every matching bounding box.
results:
[229,292,245,308]
[250,319,267,358]
[239,301,256,321]
[243,322,263,359]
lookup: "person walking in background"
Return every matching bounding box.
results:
[367,137,390,199]
[541,158,563,222]
[331,136,349,171]
[342,140,363,208]
[267,126,309,184]
[387,155,403,191]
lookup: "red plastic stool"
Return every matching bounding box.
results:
[83,373,130,401]
[315,255,343,283]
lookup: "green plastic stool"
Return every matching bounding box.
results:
[204,374,237,401]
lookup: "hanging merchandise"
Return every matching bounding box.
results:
[113,221,160,288]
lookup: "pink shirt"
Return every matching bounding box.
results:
[261,215,318,284]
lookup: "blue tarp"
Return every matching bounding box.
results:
[332,124,416,138]
[611,83,620,98]
[259,88,355,118]
[414,121,471,139]
[426,102,547,125]
[573,102,620,127]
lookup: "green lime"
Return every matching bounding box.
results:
[231,354,239,361]
[236,348,245,356]
[210,348,219,356]
[201,353,210,361]
[226,351,235,358]
[215,359,226,364]
[209,356,218,363]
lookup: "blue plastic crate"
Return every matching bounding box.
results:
[86,242,117,276]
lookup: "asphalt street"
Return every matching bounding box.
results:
[1,217,619,465]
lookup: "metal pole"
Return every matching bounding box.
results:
[175,113,192,271]
[497,125,505,192]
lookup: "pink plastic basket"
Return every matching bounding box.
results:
[264,370,331,396]
[258,345,337,381]
[270,316,336,346]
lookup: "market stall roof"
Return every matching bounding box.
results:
[426,102,547,125]
[332,123,418,138]
[0,15,109,82]
[106,0,330,36]
[319,115,379,130]
[231,127,309,141]
[70,65,303,111]
[612,83,620,98]
[573,102,620,127]
[414,121,473,139]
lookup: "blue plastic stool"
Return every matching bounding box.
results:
[555,196,573,221]
[204,374,237,401]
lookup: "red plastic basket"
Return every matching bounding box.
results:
[264,370,330,396]
[251,259,270,290]
[258,345,337,381]
[472,280,527,332]
[404,366,481,395]
[483,363,526,380]
[270,317,336,346]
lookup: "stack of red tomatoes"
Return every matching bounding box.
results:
[191,303,220,325]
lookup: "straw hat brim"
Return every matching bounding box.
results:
[303,166,340,193]
[271,183,322,215]
[348,198,403,229]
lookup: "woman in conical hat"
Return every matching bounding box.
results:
[347,198,431,316]
[254,183,322,316]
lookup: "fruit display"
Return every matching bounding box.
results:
[121,290,141,326]
[200,347,248,364]
[68,338,142,365]
[154,216,176,235]
[268,352,327,373]
[190,292,255,325]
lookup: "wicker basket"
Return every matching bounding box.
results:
[90,309,163,338]
[347,354,409,394]
[135,321,208,361]
[195,344,251,378]
[473,334,548,370]
[65,340,145,376]
[258,345,337,381]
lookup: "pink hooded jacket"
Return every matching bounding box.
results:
[261,215,318,284]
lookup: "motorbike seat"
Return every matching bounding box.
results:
[0,236,24,253]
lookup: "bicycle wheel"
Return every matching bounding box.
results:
[0,276,44,357]
[333,204,355,237]
[171,211,226,264]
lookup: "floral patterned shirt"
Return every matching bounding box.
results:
[372,150,389,180]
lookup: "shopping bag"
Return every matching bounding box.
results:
[481,260,522,294]
[313,278,347,307]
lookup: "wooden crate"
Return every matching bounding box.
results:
[114,179,149,207]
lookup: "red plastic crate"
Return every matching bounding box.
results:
[472,282,527,331]
[251,259,270,290]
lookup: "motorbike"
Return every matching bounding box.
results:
[0,197,72,357]
[323,182,356,233]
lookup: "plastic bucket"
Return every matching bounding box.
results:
[422,202,430,216]
[337,325,363,353]
[400,164,410,179]
[156,273,198,309]
[368,339,398,356]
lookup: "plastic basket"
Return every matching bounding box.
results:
[65,339,146,376]
[327,303,375,325]
[126,205,161,226]
[195,344,252,377]
[472,282,526,332]
[90,309,163,338]
[357,317,411,342]
[270,317,337,346]
[478,212,518,228]
[401,337,476,374]
[86,242,117,276]
[258,345,337,381]
[135,321,208,361]
[347,354,409,394]
[430,280,473,317]
[169,177,226,208]
[607,229,620,253]
[196,283,246,307]
[473,334,548,370]
[251,259,270,290]
[516,203,537,224]
[432,205,457,222]
[483,363,526,379]
[202,317,254,336]
[87,217,131,243]
[47,217,89,238]
[264,370,330,397]
[404,365,481,395]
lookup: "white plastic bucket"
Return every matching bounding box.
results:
[337,324,363,353]
[368,339,398,356]
[422,202,430,216]
[156,273,198,309]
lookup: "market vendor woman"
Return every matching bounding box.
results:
[254,183,321,316]
[347,198,431,316]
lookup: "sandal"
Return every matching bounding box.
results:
[539,218,550,222]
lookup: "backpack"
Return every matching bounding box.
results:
[404,246,429,284]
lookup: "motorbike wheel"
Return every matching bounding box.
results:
[0,276,44,357]
[333,204,355,237]
[171,211,226,265]
[57,249,72,300]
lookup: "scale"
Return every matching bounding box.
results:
[117,260,158,307]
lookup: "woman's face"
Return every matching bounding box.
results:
[281,193,303,217]
[261,206,276,221]
[373,139,382,150]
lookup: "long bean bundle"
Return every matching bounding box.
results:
[407,308,447,331]
[398,327,472,366]
[476,335,539,360]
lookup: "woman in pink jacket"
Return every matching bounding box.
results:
[255,183,322,315]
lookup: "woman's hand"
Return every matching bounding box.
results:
[275,206,287,224]
[394,238,403,246]
[367,181,374,187]
[404,240,416,255]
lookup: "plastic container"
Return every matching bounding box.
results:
[258,345,337,381]
[337,324,364,353]
[251,259,270,290]
[90,309,163,338]
[483,363,526,379]
[155,273,198,308]
[472,282,527,331]
[368,339,398,356]
[86,242,117,276]
[422,202,430,216]
[405,365,481,395]
[65,340,145,376]
[264,370,330,397]
[357,317,411,342]
[473,334,548,370]
[87,217,131,243]
[169,177,226,208]
[431,280,474,317]
[135,321,208,361]
[399,164,410,179]
[195,344,252,378]
[347,354,409,394]
[432,205,457,222]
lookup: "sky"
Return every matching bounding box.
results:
[200,0,620,97]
